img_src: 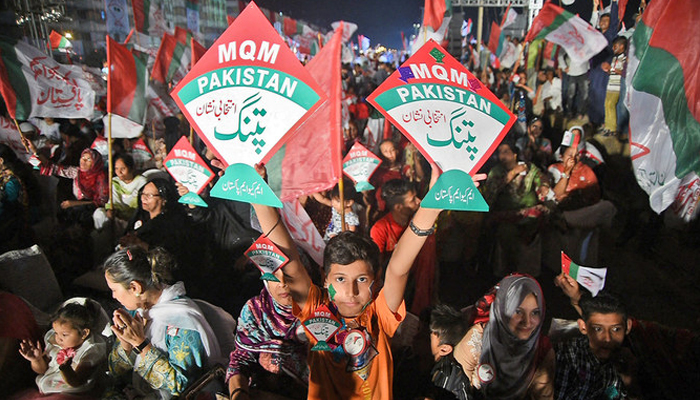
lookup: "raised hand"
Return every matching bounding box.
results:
[19,339,43,361]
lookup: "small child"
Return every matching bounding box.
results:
[312,180,361,241]
[19,300,107,396]
[603,36,627,134]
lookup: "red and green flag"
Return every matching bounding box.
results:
[49,30,71,50]
[151,33,191,85]
[106,35,148,127]
[0,36,94,120]
[191,38,206,66]
[626,0,700,222]
[561,252,607,297]
[525,2,607,64]
[267,23,344,201]
[132,0,167,37]
[411,0,452,54]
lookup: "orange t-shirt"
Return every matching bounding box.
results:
[294,285,406,400]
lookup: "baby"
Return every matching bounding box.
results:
[19,300,107,396]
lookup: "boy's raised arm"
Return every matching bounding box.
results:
[251,166,312,308]
[383,165,441,313]
[383,167,487,313]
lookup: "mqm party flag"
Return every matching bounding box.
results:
[0,36,94,120]
[132,0,167,37]
[626,0,700,222]
[191,38,207,66]
[49,30,71,50]
[411,0,451,54]
[106,36,148,126]
[267,23,344,202]
[561,252,607,297]
[367,40,515,211]
[171,2,326,208]
[152,33,192,85]
[525,2,607,64]
[487,22,502,56]
[164,136,215,207]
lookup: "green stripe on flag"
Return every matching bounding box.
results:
[632,21,700,178]
[128,55,148,124]
[0,38,31,120]
[534,11,572,41]
[143,0,151,31]
[167,42,187,83]
[569,259,580,279]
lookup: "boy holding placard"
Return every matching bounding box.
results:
[250,164,443,399]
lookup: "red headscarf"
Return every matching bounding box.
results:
[77,148,108,206]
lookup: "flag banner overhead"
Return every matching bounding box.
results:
[152,33,191,85]
[102,113,143,138]
[0,36,95,120]
[267,25,343,202]
[0,116,30,162]
[561,252,607,297]
[49,30,71,50]
[164,136,215,207]
[525,2,608,64]
[171,2,326,208]
[106,36,148,125]
[625,0,700,222]
[367,40,515,211]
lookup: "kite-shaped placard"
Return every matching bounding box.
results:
[342,142,382,192]
[171,2,327,208]
[303,304,342,351]
[244,235,289,282]
[164,136,215,207]
[367,40,515,211]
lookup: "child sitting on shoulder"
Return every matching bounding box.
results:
[312,180,361,241]
[19,300,107,397]
[250,163,454,400]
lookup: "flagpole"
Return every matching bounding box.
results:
[106,35,114,220]
[12,119,31,153]
[108,112,114,216]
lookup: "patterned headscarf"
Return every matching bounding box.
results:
[76,148,108,205]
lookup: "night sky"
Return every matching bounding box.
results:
[253,0,642,50]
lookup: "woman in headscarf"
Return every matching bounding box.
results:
[226,268,308,400]
[452,274,554,400]
[25,137,108,229]
[119,178,206,298]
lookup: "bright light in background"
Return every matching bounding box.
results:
[65,32,73,39]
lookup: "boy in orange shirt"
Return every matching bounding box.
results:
[247,165,468,400]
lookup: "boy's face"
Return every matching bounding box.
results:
[325,260,376,318]
[578,312,631,360]
[397,190,421,218]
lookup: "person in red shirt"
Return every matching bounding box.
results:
[370,179,436,315]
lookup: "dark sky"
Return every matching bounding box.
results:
[255,0,425,49]
[253,0,641,50]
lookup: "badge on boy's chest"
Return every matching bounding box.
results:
[303,304,342,351]
[336,327,378,376]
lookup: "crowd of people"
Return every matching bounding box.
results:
[0,0,698,399]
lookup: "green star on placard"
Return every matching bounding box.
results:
[430,48,445,63]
